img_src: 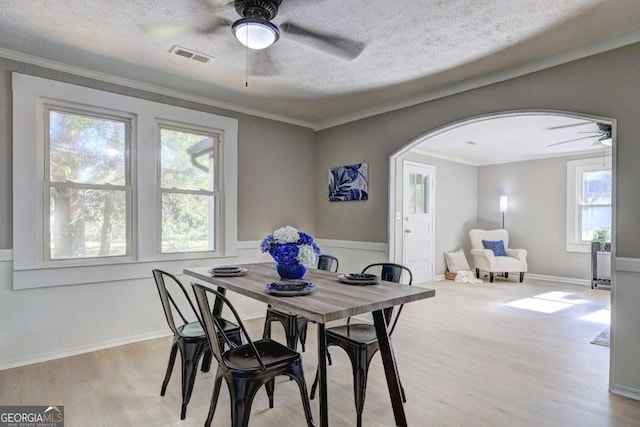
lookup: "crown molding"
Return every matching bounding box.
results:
[0,47,316,130]
[3,25,640,133]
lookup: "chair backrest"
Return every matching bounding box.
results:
[469,229,509,250]
[191,282,267,371]
[152,269,202,335]
[317,254,339,272]
[360,263,413,335]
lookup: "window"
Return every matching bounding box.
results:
[46,107,132,260]
[408,173,429,214]
[160,126,219,253]
[566,157,612,252]
[12,73,238,289]
[578,168,611,242]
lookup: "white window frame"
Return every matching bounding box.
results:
[44,103,135,263]
[566,157,611,253]
[158,122,221,255]
[12,73,238,289]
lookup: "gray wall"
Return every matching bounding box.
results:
[314,43,640,258]
[398,152,478,275]
[0,58,317,248]
[315,42,640,396]
[477,155,596,280]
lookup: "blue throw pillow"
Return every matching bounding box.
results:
[482,239,507,256]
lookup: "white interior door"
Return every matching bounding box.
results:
[402,161,435,283]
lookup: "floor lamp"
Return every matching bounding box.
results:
[500,195,508,229]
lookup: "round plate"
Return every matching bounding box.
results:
[337,274,380,285]
[265,281,315,296]
[208,267,249,277]
[345,273,379,281]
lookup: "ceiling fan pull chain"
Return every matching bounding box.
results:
[245,32,249,88]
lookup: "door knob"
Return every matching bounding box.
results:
[404,229,411,233]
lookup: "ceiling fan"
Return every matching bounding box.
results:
[547,122,612,147]
[142,0,365,62]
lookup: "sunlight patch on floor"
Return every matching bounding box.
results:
[504,291,589,314]
[580,308,611,324]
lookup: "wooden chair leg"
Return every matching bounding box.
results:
[475,268,480,279]
[489,272,494,283]
[520,272,525,283]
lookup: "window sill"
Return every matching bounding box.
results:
[566,242,591,253]
[12,253,240,290]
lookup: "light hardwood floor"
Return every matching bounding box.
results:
[2,278,640,426]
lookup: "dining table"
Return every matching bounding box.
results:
[184,262,436,427]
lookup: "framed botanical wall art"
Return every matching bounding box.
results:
[328,163,368,201]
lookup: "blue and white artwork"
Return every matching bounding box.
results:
[328,163,369,202]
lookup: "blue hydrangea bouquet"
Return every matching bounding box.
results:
[260,226,321,279]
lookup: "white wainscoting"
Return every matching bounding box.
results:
[0,239,386,370]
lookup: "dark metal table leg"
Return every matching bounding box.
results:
[372,310,407,427]
[318,322,328,427]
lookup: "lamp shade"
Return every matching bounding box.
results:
[232,18,279,50]
[499,195,509,212]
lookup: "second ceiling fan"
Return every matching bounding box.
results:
[547,122,612,147]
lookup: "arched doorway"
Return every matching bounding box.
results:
[389,109,616,379]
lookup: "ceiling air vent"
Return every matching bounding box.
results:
[169,45,213,64]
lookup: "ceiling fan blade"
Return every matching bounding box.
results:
[249,49,280,76]
[546,122,593,130]
[547,135,600,147]
[202,0,234,5]
[196,17,233,34]
[280,21,365,61]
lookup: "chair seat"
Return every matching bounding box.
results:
[215,316,241,333]
[223,339,299,371]
[178,317,240,339]
[178,321,206,338]
[492,256,525,271]
[326,323,378,345]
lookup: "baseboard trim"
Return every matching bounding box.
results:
[526,273,590,286]
[0,310,267,370]
[610,384,640,402]
[0,330,172,371]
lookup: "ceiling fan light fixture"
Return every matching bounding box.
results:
[232,18,279,50]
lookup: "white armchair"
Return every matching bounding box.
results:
[469,229,527,283]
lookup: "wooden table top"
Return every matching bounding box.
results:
[184,262,436,323]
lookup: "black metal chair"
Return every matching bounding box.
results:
[152,269,242,420]
[191,282,315,427]
[310,262,413,427]
[262,255,339,351]
[317,254,339,273]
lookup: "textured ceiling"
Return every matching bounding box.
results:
[1,0,640,128]
[414,113,611,165]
